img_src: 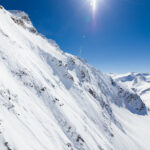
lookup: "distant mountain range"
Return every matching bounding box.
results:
[110,72,150,108]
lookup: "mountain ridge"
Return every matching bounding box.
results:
[0,6,150,150]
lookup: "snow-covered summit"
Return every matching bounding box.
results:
[0,6,150,150]
[9,9,37,33]
[9,10,28,18]
[110,72,150,108]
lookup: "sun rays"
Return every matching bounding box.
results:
[90,0,97,12]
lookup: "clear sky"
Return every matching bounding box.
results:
[1,0,150,73]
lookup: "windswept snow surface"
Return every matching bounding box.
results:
[111,72,150,108]
[0,6,150,150]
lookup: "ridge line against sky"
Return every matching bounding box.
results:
[0,0,150,73]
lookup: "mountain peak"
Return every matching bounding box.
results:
[8,9,37,34]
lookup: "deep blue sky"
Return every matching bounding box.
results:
[1,0,150,73]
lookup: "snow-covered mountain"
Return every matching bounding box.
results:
[111,72,150,108]
[0,6,150,150]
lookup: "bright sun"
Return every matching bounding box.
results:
[90,0,97,12]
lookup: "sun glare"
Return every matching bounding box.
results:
[90,0,97,12]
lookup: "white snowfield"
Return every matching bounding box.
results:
[0,6,150,150]
[111,72,150,108]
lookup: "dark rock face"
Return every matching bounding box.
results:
[117,84,147,115]
[0,6,3,9]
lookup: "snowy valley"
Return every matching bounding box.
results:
[0,6,150,150]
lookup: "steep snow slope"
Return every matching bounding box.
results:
[0,6,150,150]
[111,72,150,108]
